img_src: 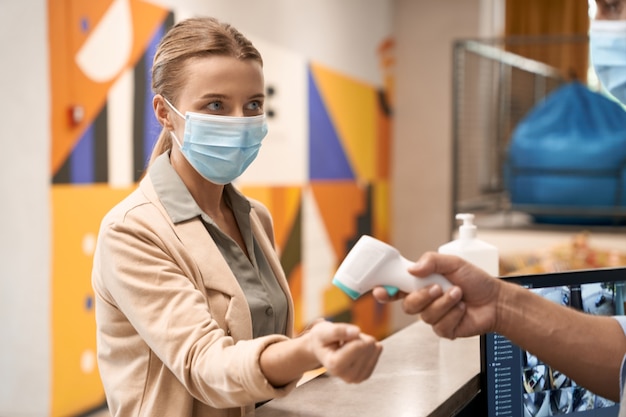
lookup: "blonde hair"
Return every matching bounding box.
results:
[148,17,263,165]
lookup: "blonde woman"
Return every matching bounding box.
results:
[92,17,382,417]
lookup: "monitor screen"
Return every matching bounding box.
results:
[481,268,626,417]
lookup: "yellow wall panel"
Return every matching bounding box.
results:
[51,184,134,416]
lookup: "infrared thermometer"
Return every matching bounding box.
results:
[332,235,452,300]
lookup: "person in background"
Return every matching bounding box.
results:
[92,17,382,417]
[590,0,626,103]
[374,0,626,412]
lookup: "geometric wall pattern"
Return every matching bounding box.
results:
[48,1,393,415]
[48,1,170,415]
[244,62,393,336]
[305,63,392,337]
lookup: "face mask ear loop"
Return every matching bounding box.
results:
[162,96,185,149]
[170,131,183,149]
[163,97,186,119]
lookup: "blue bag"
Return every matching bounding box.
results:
[506,81,626,224]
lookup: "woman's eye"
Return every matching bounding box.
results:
[207,102,222,111]
[246,101,263,111]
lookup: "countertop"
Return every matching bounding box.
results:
[250,319,481,417]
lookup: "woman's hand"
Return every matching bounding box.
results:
[305,321,382,383]
[260,321,382,387]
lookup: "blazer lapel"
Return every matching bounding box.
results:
[139,176,253,340]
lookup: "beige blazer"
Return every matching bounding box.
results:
[92,174,297,417]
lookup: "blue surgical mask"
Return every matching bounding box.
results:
[589,19,626,104]
[165,98,268,184]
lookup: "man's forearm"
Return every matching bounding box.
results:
[496,282,626,401]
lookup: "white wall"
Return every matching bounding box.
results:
[0,0,51,415]
[390,0,490,327]
[391,0,490,255]
[150,0,393,85]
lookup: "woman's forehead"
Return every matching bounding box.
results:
[179,55,264,96]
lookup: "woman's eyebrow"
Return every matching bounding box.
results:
[249,93,265,100]
[199,93,228,100]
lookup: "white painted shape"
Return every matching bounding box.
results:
[107,69,135,188]
[82,233,96,256]
[237,38,308,186]
[80,349,96,374]
[302,187,336,323]
[75,0,133,83]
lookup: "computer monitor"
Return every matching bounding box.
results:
[480,267,626,417]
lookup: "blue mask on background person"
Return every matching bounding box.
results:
[165,98,268,185]
[589,19,626,104]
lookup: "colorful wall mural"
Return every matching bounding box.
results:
[48,1,393,415]
[49,1,170,414]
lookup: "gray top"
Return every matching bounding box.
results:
[149,152,288,338]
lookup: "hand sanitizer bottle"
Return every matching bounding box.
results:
[438,213,499,276]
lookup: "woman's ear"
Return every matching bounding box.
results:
[153,94,174,130]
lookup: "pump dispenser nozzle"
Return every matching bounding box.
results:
[456,213,477,240]
[439,212,499,276]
